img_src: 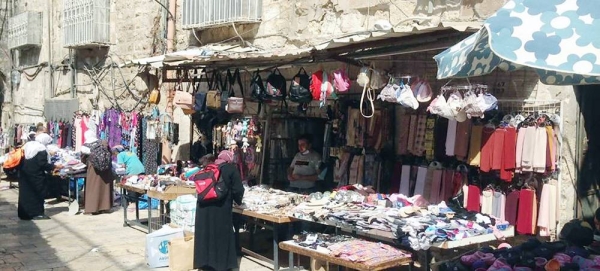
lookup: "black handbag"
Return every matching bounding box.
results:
[289,67,312,103]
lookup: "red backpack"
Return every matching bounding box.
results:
[193,164,229,202]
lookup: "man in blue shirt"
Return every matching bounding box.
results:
[112,145,145,175]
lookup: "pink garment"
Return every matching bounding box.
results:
[81,116,89,148]
[74,118,83,152]
[537,183,558,237]
[520,127,536,172]
[533,127,548,173]
[445,120,458,156]
[462,185,469,208]
[515,127,526,173]
[399,165,411,196]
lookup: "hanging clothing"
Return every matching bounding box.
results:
[193,163,244,271]
[424,116,436,160]
[481,189,494,215]
[445,119,457,156]
[479,127,495,172]
[434,118,449,161]
[538,183,558,237]
[454,121,471,161]
[468,125,483,166]
[533,127,548,173]
[407,115,417,155]
[520,126,537,172]
[505,190,520,225]
[399,165,411,196]
[516,189,537,235]
[396,115,410,155]
[466,185,481,212]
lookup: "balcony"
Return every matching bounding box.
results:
[182,0,262,30]
[63,0,110,48]
[7,12,42,50]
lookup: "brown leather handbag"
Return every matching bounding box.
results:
[226,68,245,114]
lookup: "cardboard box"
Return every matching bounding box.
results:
[146,225,184,268]
[168,236,194,271]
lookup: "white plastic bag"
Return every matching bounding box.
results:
[146,225,184,268]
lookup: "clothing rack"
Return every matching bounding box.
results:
[498,99,563,235]
[496,99,561,115]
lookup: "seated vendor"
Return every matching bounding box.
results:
[287,134,322,194]
[112,145,145,176]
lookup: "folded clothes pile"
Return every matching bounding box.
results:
[292,233,410,266]
[241,186,304,217]
[329,240,410,266]
[441,238,600,271]
[241,184,510,251]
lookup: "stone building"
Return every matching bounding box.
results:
[0,0,595,232]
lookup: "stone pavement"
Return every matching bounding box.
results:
[0,183,272,271]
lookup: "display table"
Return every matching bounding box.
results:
[339,225,515,270]
[116,183,151,232]
[146,186,196,232]
[233,207,297,271]
[279,240,413,271]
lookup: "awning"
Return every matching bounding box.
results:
[122,21,481,69]
[434,0,600,85]
[121,44,313,69]
[314,22,482,51]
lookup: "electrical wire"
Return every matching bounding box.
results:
[152,0,174,20]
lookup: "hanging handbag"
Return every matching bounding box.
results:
[266,68,286,100]
[226,68,245,114]
[206,71,222,110]
[289,67,312,103]
[194,70,207,112]
[250,69,267,102]
[148,88,160,104]
[173,80,195,114]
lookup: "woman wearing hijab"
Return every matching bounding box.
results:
[194,150,245,271]
[81,130,113,214]
[18,133,62,220]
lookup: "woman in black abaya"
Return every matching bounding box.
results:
[18,133,61,220]
[194,151,244,271]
